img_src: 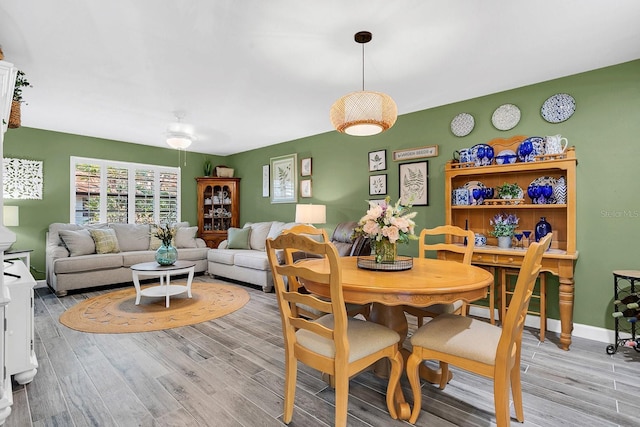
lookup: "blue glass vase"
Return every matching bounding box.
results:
[535,217,552,244]
[155,243,178,266]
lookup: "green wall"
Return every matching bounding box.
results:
[5,59,640,332]
[3,129,222,280]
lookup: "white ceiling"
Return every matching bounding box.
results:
[1,1,639,156]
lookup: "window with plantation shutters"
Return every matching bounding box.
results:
[71,157,180,225]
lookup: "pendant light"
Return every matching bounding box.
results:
[330,31,397,136]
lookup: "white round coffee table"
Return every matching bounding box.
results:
[130,260,196,308]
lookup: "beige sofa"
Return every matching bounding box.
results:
[207,221,370,292]
[46,222,208,296]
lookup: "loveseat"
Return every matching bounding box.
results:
[46,222,209,296]
[207,221,370,292]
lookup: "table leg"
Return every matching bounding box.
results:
[165,273,170,308]
[133,271,142,305]
[186,267,194,298]
[369,304,451,382]
[559,275,575,350]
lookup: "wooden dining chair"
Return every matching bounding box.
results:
[266,233,404,427]
[282,224,371,320]
[406,233,552,426]
[403,225,476,326]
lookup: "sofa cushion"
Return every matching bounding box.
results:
[234,252,270,271]
[121,251,156,266]
[245,222,273,251]
[110,223,150,252]
[208,249,238,265]
[228,227,251,249]
[54,253,124,274]
[175,226,198,248]
[90,228,121,254]
[58,229,96,257]
[267,221,299,241]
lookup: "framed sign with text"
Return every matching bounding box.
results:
[393,145,438,161]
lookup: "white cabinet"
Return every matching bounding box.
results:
[4,260,37,385]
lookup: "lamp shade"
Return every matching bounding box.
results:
[330,90,397,136]
[3,206,19,227]
[295,204,326,224]
[166,121,194,149]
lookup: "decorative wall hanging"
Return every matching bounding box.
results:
[450,113,475,137]
[300,179,312,198]
[368,149,386,171]
[491,104,521,130]
[399,161,428,206]
[369,174,387,196]
[270,154,297,204]
[393,145,438,161]
[3,158,43,199]
[300,158,312,176]
[262,165,269,197]
[541,93,576,123]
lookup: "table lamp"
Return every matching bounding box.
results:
[295,204,326,225]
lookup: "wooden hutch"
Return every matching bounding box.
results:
[196,177,240,248]
[443,135,578,350]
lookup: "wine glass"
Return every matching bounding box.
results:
[484,146,495,166]
[484,187,495,200]
[514,233,523,248]
[472,188,484,205]
[518,140,533,162]
[541,184,554,204]
[475,146,486,166]
[522,230,532,246]
[527,185,541,204]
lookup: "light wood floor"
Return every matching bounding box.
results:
[6,275,640,426]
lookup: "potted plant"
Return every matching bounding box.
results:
[489,213,519,248]
[203,159,212,176]
[497,182,521,199]
[9,70,31,129]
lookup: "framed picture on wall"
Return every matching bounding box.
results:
[262,164,269,197]
[270,153,298,204]
[369,174,387,196]
[300,179,312,197]
[399,161,428,206]
[301,157,312,176]
[368,149,386,171]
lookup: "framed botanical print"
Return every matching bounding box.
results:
[399,161,428,206]
[300,179,312,197]
[368,149,386,171]
[301,157,312,176]
[369,174,387,196]
[270,153,298,204]
[262,164,269,197]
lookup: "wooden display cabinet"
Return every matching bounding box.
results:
[444,135,578,350]
[196,177,240,248]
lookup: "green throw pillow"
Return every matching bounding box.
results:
[227,227,251,249]
[89,228,121,254]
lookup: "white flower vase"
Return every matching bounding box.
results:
[497,236,512,249]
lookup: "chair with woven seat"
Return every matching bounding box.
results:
[282,224,370,320]
[266,232,404,427]
[406,233,552,426]
[403,225,476,326]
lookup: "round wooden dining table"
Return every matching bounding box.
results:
[299,255,494,421]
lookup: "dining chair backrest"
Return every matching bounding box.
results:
[497,232,552,363]
[266,232,347,348]
[419,225,475,264]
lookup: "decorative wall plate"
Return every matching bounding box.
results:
[541,93,576,123]
[491,104,521,130]
[450,113,475,137]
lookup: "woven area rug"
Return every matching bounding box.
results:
[59,281,250,334]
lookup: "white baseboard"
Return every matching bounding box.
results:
[467,306,613,345]
[34,279,47,289]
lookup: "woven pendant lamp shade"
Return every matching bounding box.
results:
[330,31,397,136]
[330,91,397,136]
